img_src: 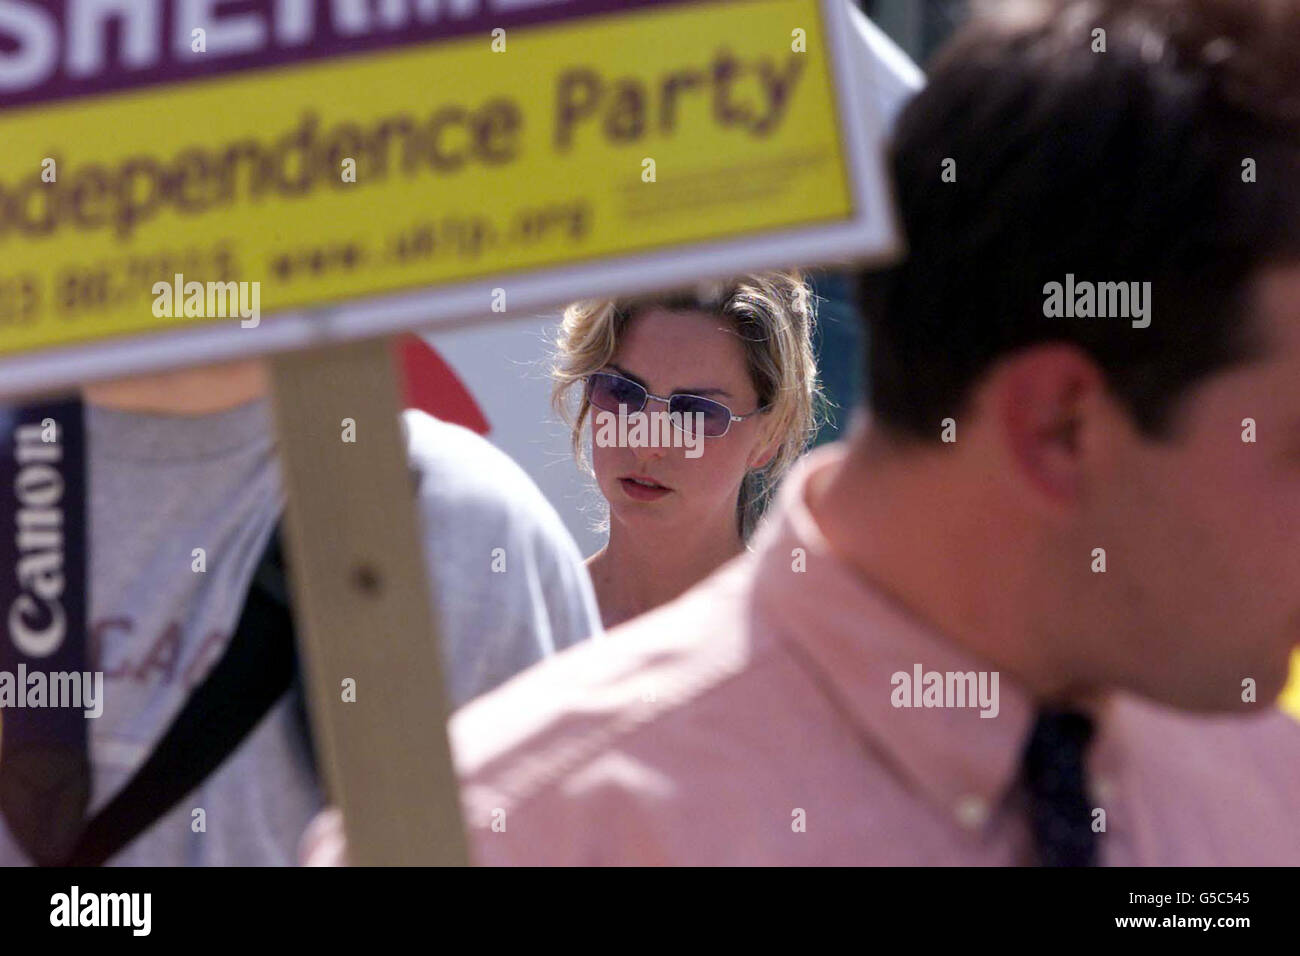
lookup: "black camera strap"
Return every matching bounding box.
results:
[1,396,313,867]
[58,525,303,867]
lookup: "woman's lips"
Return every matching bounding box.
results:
[618,476,672,501]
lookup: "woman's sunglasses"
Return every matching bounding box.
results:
[584,371,768,438]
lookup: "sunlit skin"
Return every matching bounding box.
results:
[586,308,779,628]
[811,263,1300,713]
[82,358,268,413]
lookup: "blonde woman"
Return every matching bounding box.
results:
[553,271,821,628]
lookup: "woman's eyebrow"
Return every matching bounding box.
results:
[609,364,732,399]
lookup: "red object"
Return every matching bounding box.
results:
[396,334,490,435]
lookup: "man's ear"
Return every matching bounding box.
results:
[990,344,1109,507]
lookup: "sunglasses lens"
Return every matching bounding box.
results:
[588,373,645,414]
[671,396,732,437]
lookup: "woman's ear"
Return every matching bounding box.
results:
[747,433,781,471]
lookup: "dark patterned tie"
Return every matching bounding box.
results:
[1022,709,1098,866]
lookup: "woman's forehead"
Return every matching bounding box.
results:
[619,307,745,351]
[614,309,755,393]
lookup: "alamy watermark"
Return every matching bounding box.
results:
[0,666,103,718]
[1042,274,1151,328]
[891,663,1000,718]
[152,273,260,328]
[50,886,151,936]
[593,409,706,459]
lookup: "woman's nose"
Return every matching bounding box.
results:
[629,410,670,461]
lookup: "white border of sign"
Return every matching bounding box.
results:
[0,0,900,401]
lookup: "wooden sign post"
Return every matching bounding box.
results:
[269,336,467,865]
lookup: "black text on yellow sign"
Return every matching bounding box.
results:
[0,0,854,357]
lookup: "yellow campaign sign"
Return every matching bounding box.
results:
[0,0,896,397]
[1283,652,1300,721]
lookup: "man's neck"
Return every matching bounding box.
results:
[808,427,1078,703]
[82,359,269,414]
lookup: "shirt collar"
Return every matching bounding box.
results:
[750,443,1038,828]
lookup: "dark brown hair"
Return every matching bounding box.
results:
[862,0,1300,440]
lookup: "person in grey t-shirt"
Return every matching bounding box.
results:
[0,358,601,866]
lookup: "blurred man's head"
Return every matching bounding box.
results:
[856,0,1300,711]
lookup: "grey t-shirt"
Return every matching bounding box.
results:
[0,398,601,865]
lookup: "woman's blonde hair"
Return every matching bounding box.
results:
[552,270,823,539]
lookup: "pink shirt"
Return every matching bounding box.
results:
[452,445,1300,865]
